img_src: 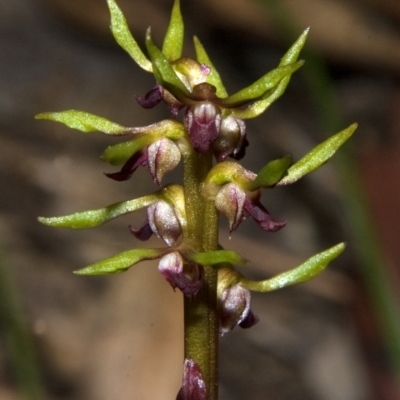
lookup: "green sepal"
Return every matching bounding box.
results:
[204,161,254,188]
[250,155,292,190]
[222,61,304,107]
[229,28,309,119]
[74,248,164,275]
[35,110,127,134]
[193,36,228,98]
[145,28,193,102]
[106,0,152,72]
[278,123,357,186]
[38,194,159,229]
[162,0,184,61]
[190,250,247,267]
[240,242,346,292]
[101,120,186,165]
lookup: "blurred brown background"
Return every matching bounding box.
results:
[1,0,400,399]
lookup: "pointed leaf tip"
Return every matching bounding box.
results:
[106,0,152,72]
[162,0,184,61]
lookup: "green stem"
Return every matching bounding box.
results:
[183,149,219,400]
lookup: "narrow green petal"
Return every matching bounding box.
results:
[162,0,184,61]
[241,242,346,292]
[145,28,193,101]
[190,250,247,267]
[35,110,127,134]
[74,248,164,275]
[251,155,292,189]
[193,36,228,98]
[106,0,152,72]
[38,194,158,229]
[278,123,357,186]
[222,61,304,107]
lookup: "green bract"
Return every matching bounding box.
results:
[75,248,165,275]
[35,110,127,134]
[278,123,357,185]
[240,243,346,292]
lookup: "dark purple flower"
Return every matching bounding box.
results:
[105,138,181,185]
[158,252,204,297]
[215,183,286,233]
[218,283,259,336]
[176,358,207,400]
[184,102,221,153]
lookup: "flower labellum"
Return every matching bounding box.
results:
[135,85,163,109]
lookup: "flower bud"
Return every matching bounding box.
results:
[147,138,181,185]
[218,283,258,335]
[212,116,247,161]
[176,358,207,400]
[215,183,246,232]
[147,201,182,246]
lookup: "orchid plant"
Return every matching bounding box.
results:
[36,0,356,399]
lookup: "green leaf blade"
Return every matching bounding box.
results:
[278,123,357,185]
